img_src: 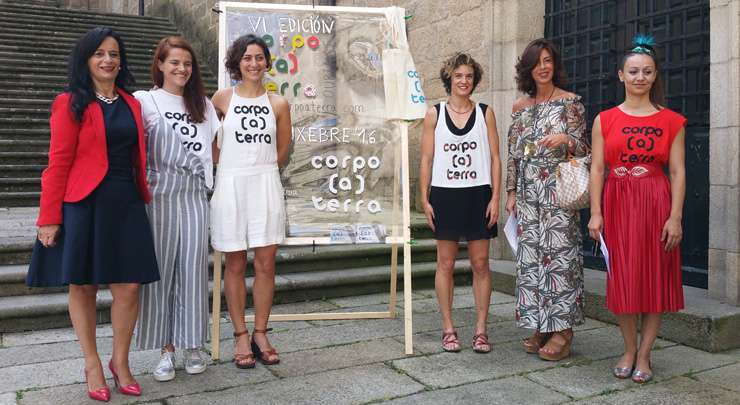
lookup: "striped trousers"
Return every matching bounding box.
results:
[135,171,210,350]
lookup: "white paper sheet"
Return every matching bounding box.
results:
[504,214,518,255]
[599,232,610,279]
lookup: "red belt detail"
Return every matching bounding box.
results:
[611,164,663,178]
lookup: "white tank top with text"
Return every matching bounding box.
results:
[218,90,277,172]
[431,102,492,188]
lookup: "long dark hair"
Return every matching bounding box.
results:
[65,27,135,122]
[151,37,207,123]
[620,36,665,109]
[514,38,568,97]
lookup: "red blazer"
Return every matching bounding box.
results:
[37,88,150,226]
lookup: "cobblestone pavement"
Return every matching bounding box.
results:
[1,287,739,404]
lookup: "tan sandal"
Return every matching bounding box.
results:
[442,330,461,352]
[251,328,280,365]
[233,329,255,369]
[538,329,573,361]
[524,331,552,354]
[473,333,492,353]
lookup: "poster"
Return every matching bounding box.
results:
[220,4,415,243]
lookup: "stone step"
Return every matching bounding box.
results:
[0,191,40,207]
[0,107,52,119]
[0,139,49,150]
[0,128,50,141]
[0,258,469,333]
[0,30,165,49]
[0,151,47,164]
[0,15,180,37]
[0,3,172,26]
[0,97,52,106]
[0,165,46,178]
[0,41,167,56]
[0,178,41,193]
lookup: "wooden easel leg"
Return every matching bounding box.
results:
[211,250,222,360]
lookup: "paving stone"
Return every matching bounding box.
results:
[166,363,424,405]
[18,361,276,405]
[250,299,338,315]
[695,363,740,392]
[2,324,113,347]
[270,337,415,378]
[398,290,514,312]
[578,376,740,404]
[387,375,571,404]
[648,345,737,375]
[331,292,399,308]
[406,307,508,335]
[392,341,553,389]
[227,317,405,354]
[0,393,15,405]
[527,358,642,399]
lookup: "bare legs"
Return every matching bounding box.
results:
[615,313,663,379]
[69,285,105,391]
[69,283,140,391]
[435,239,491,351]
[223,245,279,362]
[109,283,140,387]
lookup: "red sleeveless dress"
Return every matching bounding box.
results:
[600,107,686,314]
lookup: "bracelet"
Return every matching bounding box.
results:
[567,136,574,148]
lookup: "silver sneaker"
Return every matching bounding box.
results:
[154,349,176,382]
[184,348,207,374]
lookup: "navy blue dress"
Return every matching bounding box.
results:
[26,98,160,286]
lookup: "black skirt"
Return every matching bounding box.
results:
[26,167,160,287]
[429,185,498,242]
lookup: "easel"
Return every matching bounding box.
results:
[210,3,415,358]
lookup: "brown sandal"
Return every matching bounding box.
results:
[442,330,462,352]
[524,331,552,354]
[233,329,255,369]
[538,329,573,361]
[473,333,492,353]
[251,328,280,365]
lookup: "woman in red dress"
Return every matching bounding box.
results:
[588,36,686,383]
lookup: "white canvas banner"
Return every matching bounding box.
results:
[220,4,417,243]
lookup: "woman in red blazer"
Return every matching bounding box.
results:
[26,27,160,402]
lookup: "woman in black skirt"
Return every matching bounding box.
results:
[419,54,502,353]
[27,27,159,402]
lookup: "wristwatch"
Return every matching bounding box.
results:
[567,137,574,148]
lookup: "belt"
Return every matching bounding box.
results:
[611,164,663,178]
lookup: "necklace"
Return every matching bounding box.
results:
[446,98,473,114]
[95,90,119,104]
[524,87,556,157]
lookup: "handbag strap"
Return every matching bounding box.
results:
[566,139,591,161]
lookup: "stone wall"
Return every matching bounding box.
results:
[708,0,740,306]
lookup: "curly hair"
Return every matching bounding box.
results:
[224,34,272,81]
[514,38,567,97]
[439,53,483,95]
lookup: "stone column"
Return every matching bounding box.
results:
[489,0,545,260]
[708,0,740,306]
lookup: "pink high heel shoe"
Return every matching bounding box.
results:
[84,369,110,402]
[108,359,141,396]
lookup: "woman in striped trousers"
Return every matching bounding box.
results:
[133,38,221,381]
